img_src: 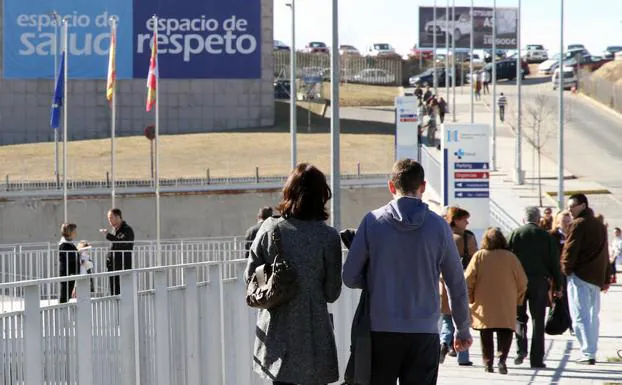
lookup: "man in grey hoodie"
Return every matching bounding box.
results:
[343,159,472,385]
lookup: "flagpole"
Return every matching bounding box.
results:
[152,15,161,266]
[109,17,118,208]
[50,11,60,188]
[62,18,69,223]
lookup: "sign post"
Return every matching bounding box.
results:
[441,123,490,239]
[395,96,420,161]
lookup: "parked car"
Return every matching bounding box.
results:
[366,43,397,57]
[424,12,471,42]
[339,45,360,56]
[466,59,525,83]
[538,54,561,75]
[305,41,329,54]
[523,44,548,63]
[274,79,291,99]
[409,68,452,87]
[563,55,610,73]
[299,66,327,82]
[351,68,395,85]
[552,66,577,90]
[567,43,586,51]
[603,46,622,60]
[273,40,290,52]
[405,45,434,60]
[483,49,506,63]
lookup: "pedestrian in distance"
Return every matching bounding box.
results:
[465,227,528,375]
[439,207,477,366]
[481,71,490,95]
[343,159,472,385]
[562,194,612,365]
[101,208,135,296]
[423,86,433,104]
[508,206,563,369]
[497,92,507,123]
[550,210,574,331]
[414,83,423,100]
[540,207,554,231]
[244,206,274,257]
[245,163,342,385]
[473,77,482,101]
[438,97,448,124]
[58,223,79,303]
[610,227,622,278]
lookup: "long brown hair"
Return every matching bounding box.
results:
[277,163,331,221]
[445,207,470,227]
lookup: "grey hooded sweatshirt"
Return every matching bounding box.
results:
[343,197,471,339]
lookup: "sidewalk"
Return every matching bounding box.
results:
[416,86,622,384]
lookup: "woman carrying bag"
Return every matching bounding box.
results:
[245,163,343,385]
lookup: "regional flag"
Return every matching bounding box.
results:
[50,53,65,129]
[106,26,117,102]
[146,27,158,112]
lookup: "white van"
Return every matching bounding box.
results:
[552,66,577,90]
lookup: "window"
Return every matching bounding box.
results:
[374,44,390,50]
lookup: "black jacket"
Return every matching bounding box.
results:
[59,241,79,277]
[106,221,135,271]
[509,223,562,290]
[244,221,264,257]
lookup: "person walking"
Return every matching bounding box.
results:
[245,163,342,385]
[508,206,562,368]
[58,223,79,303]
[540,207,554,231]
[465,227,528,375]
[481,70,490,95]
[101,208,135,296]
[438,97,448,124]
[439,207,477,366]
[550,210,574,328]
[343,159,472,385]
[244,206,273,257]
[562,194,612,365]
[414,83,423,100]
[497,93,507,123]
[473,76,482,101]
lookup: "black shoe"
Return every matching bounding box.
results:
[514,355,525,365]
[530,363,547,369]
[576,358,596,365]
[440,343,449,364]
[459,361,474,366]
[498,362,508,375]
[484,364,494,373]
[448,347,458,358]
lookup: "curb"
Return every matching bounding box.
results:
[576,92,622,122]
[545,189,611,197]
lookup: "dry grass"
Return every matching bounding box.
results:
[593,61,622,83]
[321,82,400,107]
[0,132,395,181]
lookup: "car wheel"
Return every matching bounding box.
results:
[454,29,462,41]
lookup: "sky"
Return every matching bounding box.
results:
[273,0,622,56]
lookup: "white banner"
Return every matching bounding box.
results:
[395,96,419,161]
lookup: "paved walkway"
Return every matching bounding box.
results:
[408,84,622,384]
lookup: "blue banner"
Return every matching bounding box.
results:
[132,0,261,79]
[3,0,133,79]
[3,0,262,79]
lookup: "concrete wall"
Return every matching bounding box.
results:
[0,186,394,244]
[0,0,275,145]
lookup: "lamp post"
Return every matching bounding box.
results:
[470,0,474,123]
[50,11,61,187]
[558,0,565,209]
[433,1,438,94]
[515,0,524,184]
[286,1,297,170]
[491,0,497,171]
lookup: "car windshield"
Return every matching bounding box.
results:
[374,44,391,50]
[568,44,584,50]
[527,45,543,50]
[310,42,326,47]
[607,46,622,52]
[341,45,355,49]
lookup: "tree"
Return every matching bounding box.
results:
[523,93,557,207]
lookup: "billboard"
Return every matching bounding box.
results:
[418,7,517,50]
[3,0,262,79]
[394,96,419,162]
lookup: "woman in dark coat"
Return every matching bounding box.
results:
[58,223,79,303]
[550,211,573,327]
[245,163,343,385]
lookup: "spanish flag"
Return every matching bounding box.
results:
[106,25,117,102]
[146,26,158,112]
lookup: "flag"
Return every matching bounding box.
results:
[50,53,65,129]
[146,28,158,112]
[106,26,117,102]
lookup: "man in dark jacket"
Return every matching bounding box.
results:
[101,208,135,295]
[244,207,273,257]
[562,194,611,365]
[508,206,562,369]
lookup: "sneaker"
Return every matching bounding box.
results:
[484,364,494,373]
[458,361,474,366]
[498,362,508,375]
[440,343,449,364]
[514,355,525,365]
[576,357,596,365]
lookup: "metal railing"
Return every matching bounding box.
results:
[0,256,360,385]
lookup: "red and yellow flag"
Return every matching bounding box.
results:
[106,26,116,102]
[146,27,158,112]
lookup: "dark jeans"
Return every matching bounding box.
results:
[516,278,548,365]
[499,106,505,122]
[109,276,121,296]
[273,382,295,385]
[370,332,439,385]
[59,280,75,303]
[480,328,513,366]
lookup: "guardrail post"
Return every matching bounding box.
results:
[184,267,200,384]
[120,271,140,385]
[255,166,260,183]
[154,270,171,385]
[206,168,210,184]
[75,278,93,384]
[24,284,43,385]
[356,162,361,177]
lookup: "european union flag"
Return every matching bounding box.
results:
[50,53,65,130]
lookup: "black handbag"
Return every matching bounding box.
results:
[545,296,571,335]
[246,224,298,309]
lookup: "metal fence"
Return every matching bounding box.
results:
[0,256,360,385]
[580,73,622,114]
[274,51,409,86]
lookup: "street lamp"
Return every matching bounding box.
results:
[515,0,524,185]
[50,11,61,187]
[285,1,297,170]
[558,0,565,209]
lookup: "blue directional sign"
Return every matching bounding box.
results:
[455,191,490,198]
[455,182,490,189]
[454,162,490,170]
